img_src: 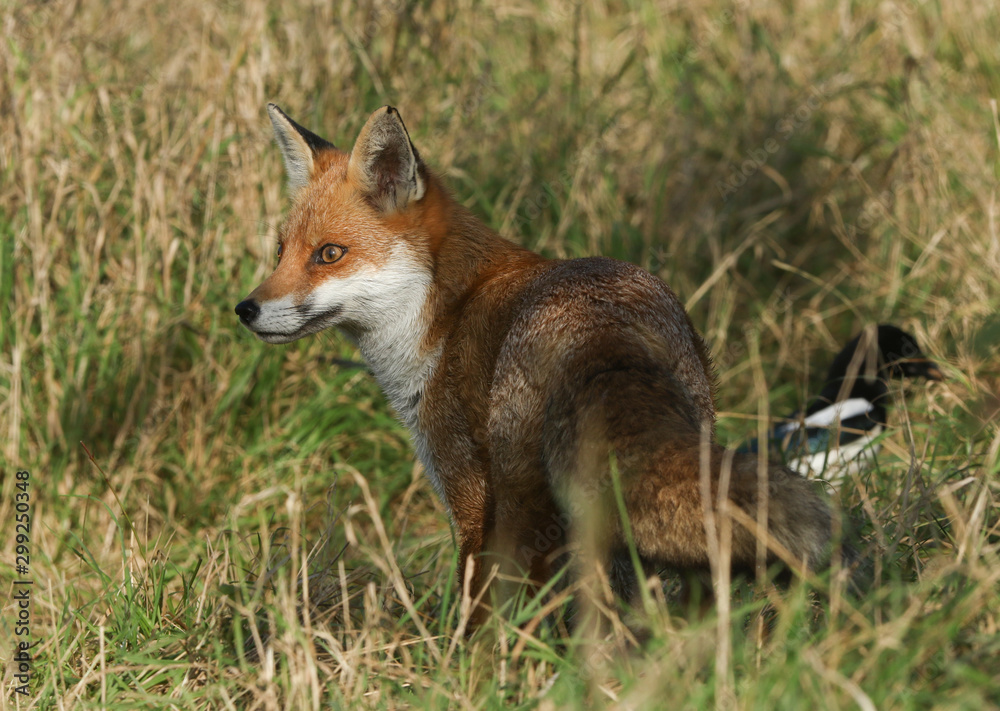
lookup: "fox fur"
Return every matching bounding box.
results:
[236,104,834,627]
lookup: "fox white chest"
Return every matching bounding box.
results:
[350,260,447,503]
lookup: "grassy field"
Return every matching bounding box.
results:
[1,0,999,707]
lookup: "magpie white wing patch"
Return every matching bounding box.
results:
[790,424,883,488]
[777,398,881,489]
[801,397,874,428]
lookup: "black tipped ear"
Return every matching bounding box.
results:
[267,103,337,193]
[347,106,426,213]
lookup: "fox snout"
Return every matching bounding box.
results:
[234,299,260,326]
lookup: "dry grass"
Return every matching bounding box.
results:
[1,0,998,707]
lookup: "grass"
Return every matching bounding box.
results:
[1,0,999,707]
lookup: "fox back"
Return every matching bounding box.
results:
[237,105,834,627]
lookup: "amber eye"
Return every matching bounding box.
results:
[276,242,283,262]
[317,244,347,264]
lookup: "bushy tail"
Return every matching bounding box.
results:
[542,365,834,579]
[614,444,833,574]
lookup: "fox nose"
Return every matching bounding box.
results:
[235,299,260,325]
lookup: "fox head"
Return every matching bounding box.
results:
[235,104,437,345]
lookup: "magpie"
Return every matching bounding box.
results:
[738,324,944,487]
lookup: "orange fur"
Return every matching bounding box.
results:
[236,105,835,631]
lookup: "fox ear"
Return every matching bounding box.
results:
[348,106,425,213]
[267,103,337,193]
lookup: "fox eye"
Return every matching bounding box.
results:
[317,244,347,264]
[276,243,283,262]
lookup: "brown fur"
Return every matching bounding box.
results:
[238,105,834,630]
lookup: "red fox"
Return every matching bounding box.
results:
[236,104,834,626]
